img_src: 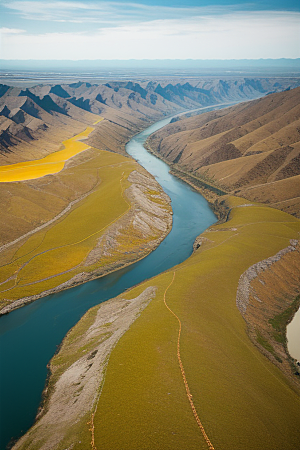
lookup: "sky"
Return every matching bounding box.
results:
[0,0,299,60]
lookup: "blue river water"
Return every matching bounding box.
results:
[0,113,217,449]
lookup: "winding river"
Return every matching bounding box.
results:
[0,113,217,449]
[1,103,299,449]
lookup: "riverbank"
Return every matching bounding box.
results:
[0,242,165,316]
[0,144,172,315]
[89,198,300,450]
[144,139,231,221]
[13,286,158,450]
[146,127,300,377]
[0,110,217,450]
[146,135,300,377]
[0,101,239,316]
[147,128,300,379]
[144,87,300,219]
[12,196,300,450]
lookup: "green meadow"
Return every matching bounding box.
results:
[90,198,300,450]
[14,197,300,450]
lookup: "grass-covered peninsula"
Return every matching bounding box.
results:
[0,119,172,312]
[13,197,300,450]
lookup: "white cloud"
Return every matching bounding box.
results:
[2,1,240,25]
[0,27,25,34]
[1,11,299,60]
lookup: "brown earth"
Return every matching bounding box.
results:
[146,87,300,216]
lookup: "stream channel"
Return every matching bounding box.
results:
[0,105,237,448]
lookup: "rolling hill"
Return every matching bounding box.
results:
[146,87,300,217]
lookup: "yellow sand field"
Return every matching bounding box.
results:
[93,118,104,125]
[0,123,101,182]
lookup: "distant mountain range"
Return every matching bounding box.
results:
[1,77,300,162]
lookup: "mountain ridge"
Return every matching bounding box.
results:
[146,86,300,217]
[1,77,300,163]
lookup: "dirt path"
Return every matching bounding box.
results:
[163,271,215,450]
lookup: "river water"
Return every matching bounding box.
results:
[287,305,300,363]
[0,114,217,448]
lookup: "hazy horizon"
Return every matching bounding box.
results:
[1,1,299,61]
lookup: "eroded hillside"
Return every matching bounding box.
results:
[146,87,300,216]
[1,77,299,162]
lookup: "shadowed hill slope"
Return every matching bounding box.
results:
[1,76,300,162]
[146,87,300,216]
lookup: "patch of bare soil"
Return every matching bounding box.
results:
[13,286,157,450]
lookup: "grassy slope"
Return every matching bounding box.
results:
[89,198,300,450]
[0,148,129,301]
[0,141,170,308]
[13,197,300,450]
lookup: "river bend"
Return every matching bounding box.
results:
[0,113,217,449]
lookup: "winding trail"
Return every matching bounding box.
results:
[163,271,215,450]
[88,413,97,450]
